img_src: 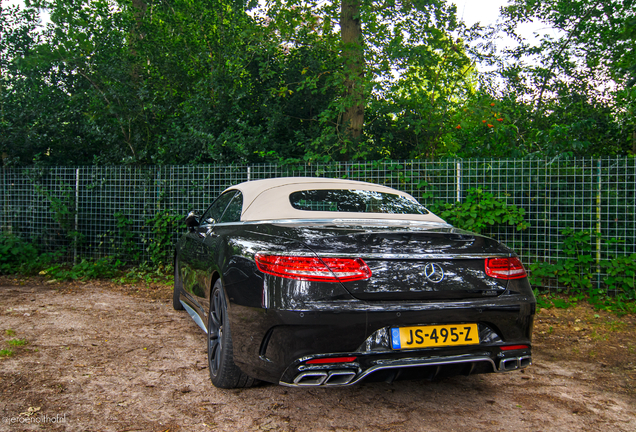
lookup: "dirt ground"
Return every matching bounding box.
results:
[0,277,634,432]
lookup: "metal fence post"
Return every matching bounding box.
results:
[74,167,80,265]
[456,160,462,202]
[1,165,5,233]
[596,158,602,290]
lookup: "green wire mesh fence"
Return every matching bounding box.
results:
[2,158,635,290]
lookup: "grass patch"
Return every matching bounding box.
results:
[590,330,608,341]
[0,349,14,357]
[42,257,124,281]
[5,329,15,336]
[534,290,636,315]
[7,338,27,346]
[607,320,627,332]
[115,263,173,285]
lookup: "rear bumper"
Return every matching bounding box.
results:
[230,294,535,384]
[282,349,533,387]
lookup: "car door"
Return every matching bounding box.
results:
[179,190,238,313]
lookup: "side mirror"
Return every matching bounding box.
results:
[185,211,201,231]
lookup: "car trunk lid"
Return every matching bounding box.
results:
[303,229,512,301]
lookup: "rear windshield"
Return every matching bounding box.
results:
[289,189,429,214]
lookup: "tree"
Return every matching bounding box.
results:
[340,0,364,145]
[2,0,319,165]
[1,4,105,165]
[492,0,636,156]
[263,0,476,161]
[8,0,630,165]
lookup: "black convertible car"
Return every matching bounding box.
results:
[174,178,535,388]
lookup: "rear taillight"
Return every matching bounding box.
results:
[306,356,357,364]
[485,257,527,280]
[500,344,529,351]
[254,253,372,282]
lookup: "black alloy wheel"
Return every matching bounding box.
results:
[172,260,184,311]
[208,282,225,380]
[207,279,258,389]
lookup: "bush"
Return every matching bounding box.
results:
[428,188,529,234]
[0,234,56,275]
[42,257,124,281]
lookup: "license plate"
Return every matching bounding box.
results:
[391,324,479,350]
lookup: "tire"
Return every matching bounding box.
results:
[207,279,258,389]
[173,261,184,311]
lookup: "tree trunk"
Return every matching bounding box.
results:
[125,0,148,158]
[340,0,364,151]
[129,0,147,80]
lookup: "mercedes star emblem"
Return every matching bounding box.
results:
[424,263,444,283]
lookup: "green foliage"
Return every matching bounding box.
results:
[501,0,636,90]
[0,233,58,275]
[32,183,84,254]
[492,0,635,158]
[0,0,500,165]
[533,289,575,310]
[0,349,14,357]
[116,262,173,285]
[529,229,595,293]
[530,228,636,313]
[587,292,636,315]
[528,229,595,292]
[533,287,636,315]
[1,206,182,282]
[530,229,636,298]
[0,234,39,274]
[449,96,524,158]
[105,212,140,262]
[602,254,636,298]
[7,338,27,347]
[427,187,528,234]
[42,257,124,281]
[144,210,183,268]
[2,1,632,164]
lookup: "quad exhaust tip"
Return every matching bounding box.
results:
[499,355,532,372]
[324,370,357,386]
[293,370,357,386]
[289,355,531,386]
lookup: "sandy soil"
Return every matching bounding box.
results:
[0,278,634,432]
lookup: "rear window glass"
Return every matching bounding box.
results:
[289,190,429,215]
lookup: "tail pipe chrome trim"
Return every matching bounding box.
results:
[293,370,358,386]
[323,370,357,386]
[498,355,532,372]
[293,371,328,386]
[283,356,496,387]
[520,355,532,368]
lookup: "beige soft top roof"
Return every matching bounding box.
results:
[223,177,446,223]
